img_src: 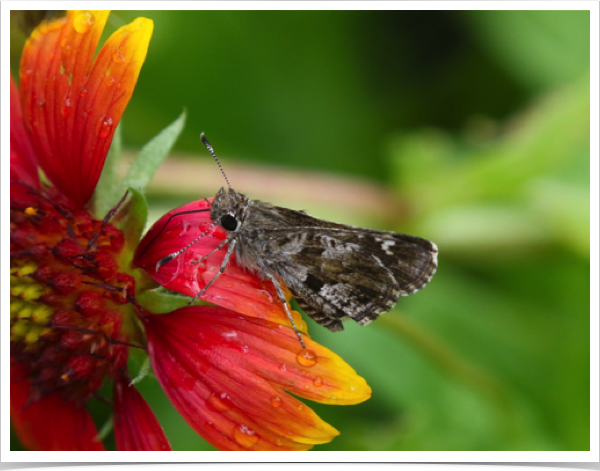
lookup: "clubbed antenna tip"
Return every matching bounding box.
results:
[200,132,232,190]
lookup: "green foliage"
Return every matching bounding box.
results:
[10,9,590,452]
[121,10,589,452]
[123,110,187,192]
[92,111,186,219]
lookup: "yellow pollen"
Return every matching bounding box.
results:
[21,284,47,302]
[10,262,55,343]
[24,207,38,217]
[11,321,29,341]
[18,304,34,320]
[32,304,54,325]
[10,298,24,318]
[25,325,45,344]
[17,263,38,276]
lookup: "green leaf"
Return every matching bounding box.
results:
[117,187,148,250]
[95,416,114,443]
[92,122,123,219]
[129,354,151,386]
[137,288,208,314]
[123,110,187,193]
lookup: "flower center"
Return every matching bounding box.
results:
[10,187,139,405]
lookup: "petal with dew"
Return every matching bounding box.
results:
[19,11,153,208]
[11,364,104,451]
[10,75,39,187]
[144,306,371,451]
[135,199,307,331]
[113,376,171,451]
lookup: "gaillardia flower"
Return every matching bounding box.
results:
[10,11,371,451]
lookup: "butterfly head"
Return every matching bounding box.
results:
[211,187,249,232]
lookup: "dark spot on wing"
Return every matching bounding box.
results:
[305,273,325,292]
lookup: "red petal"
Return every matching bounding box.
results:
[113,376,171,451]
[135,199,306,331]
[144,306,371,451]
[11,364,104,451]
[10,75,39,187]
[19,11,153,208]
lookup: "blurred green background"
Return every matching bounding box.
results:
[10,10,591,451]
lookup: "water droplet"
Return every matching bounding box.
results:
[117,82,122,90]
[112,46,126,63]
[85,106,93,114]
[61,38,69,48]
[297,404,304,411]
[270,396,282,408]
[279,363,287,372]
[36,99,45,108]
[296,348,317,367]
[205,421,216,432]
[104,75,116,88]
[276,438,283,445]
[233,424,259,449]
[79,88,88,97]
[97,114,113,138]
[61,96,72,117]
[207,392,232,412]
[73,11,95,34]
[20,69,33,84]
[313,376,323,387]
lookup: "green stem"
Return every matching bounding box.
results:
[379,314,513,414]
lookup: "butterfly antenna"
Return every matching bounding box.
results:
[201,132,232,190]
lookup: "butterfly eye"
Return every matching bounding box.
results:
[220,213,239,231]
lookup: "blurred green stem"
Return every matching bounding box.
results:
[380,314,514,416]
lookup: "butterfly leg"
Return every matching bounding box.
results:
[190,237,229,265]
[266,273,307,349]
[188,238,237,304]
[156,222,217,271]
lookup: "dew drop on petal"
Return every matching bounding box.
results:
[207,392,232,412]
[86,107,93,114]
[233,424,259,449]
[97,114,113,138]
[104,75,116,88]
[79,88,88,97]
[20,69,33,84]
[313,376,323,387]
[205,421,216,432]
[270,396,282,408]
[61,96,72,117]
[73,11,95,34]
[112,46,126,63]
[296,348,317,367]
[297,404,304,411]
[117,82,122,90]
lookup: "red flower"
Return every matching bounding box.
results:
[10,10,165,451]
[134,199,307,329]
[11,10,371,452]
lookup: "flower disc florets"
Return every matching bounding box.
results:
[10,186,137,406]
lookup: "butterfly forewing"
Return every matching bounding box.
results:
[235,202,438,331]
